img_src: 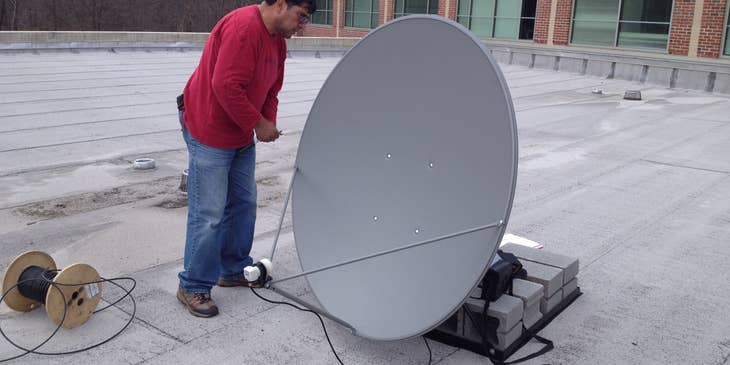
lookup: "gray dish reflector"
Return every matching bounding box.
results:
[292,15,518,341]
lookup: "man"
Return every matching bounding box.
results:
[176,0,316,318]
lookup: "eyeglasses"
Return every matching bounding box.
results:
[299,15,311,25]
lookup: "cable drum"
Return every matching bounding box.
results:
[2,251,103,329]
[0,251,137,362]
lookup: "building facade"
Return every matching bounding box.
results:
[301,0,730,59]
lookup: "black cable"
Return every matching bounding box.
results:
[0,279,66,363]
[423,336,432,365]
[17,266,56,303]
[0,275,136,362]
[250,287,344,365]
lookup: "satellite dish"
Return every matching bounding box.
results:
[277,15,517,341]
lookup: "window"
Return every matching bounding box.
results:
[345,0,379,28]
[312,0,334,25]
[571,0,672,51]
[456,0,536,40]
[394,0,439,19]
[725,6,730,56]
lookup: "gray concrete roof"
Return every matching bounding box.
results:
[1,48,729,365]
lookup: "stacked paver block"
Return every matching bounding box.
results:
[511,278,544,329]
[429,244,581,357]
[501,243,580,314]
[464,294,523,351]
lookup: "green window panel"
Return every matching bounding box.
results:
[617,22,669,50]
[394,0,439,18]
[456,0,472,27]
[571,0,620,46]
[617,0,672,50]
[572,20,616,46]
[313,0,334,25]
[456,0,535,39]
[571,0,672,51]
[345,0,379,28]
[494,0,521,39]
[471,0,496,37]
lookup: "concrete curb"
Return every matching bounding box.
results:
[1,31,728,93]
[484,40,730,94]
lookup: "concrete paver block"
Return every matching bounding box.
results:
[495,321,523,351]
[563,277,579,298]
[511,278,543,306]
[466,294,523,333]
[463,317,523,351]
[502,244,579,285]
[523,300,543,330]
[540,288,563,314]
[520,260,563,297]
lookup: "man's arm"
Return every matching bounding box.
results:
[210,21,264,133]
[257,42,286,142]
[261,44,285,126]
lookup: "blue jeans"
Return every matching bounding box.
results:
[178,112,257,293]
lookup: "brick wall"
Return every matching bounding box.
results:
[669,0,695,56]
[553,0,573,45]
[697,0,728,57]
[302,25,336,36]
[445,0,458,20]
[383,0,393,22]
[437,0,458,19]
[534,0,552,44]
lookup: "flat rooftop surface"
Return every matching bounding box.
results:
[1,50,729,364]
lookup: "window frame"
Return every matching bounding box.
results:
[312,0,335,26]
[393,0,440,19]
[569,0,674,52]
[344,0,380,29]
[720,1,730,57]
[456,0,536,40]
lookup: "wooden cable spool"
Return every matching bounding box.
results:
[1,251,103,329]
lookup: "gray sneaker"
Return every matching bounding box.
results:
[177,288,219,318]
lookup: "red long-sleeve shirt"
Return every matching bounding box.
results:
[182,5,285,149]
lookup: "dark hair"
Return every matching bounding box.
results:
[263,0,317,14]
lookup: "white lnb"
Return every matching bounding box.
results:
[259,258,273,272]
[244,266,261,282]
[244,258,273,282]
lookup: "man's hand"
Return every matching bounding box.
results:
[254,117,280,142]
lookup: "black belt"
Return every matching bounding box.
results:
[176,94,184,111]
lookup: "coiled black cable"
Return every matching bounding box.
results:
[16,266,56,304]
[0,273,136,363]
